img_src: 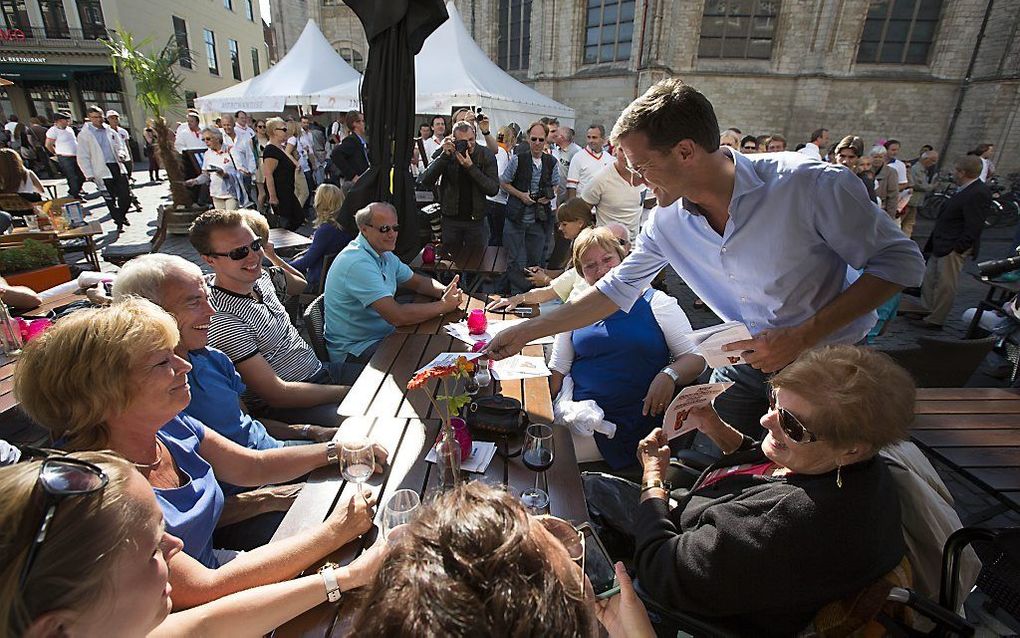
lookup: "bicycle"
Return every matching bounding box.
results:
[985,174,1020,228]
[918,171,957,221]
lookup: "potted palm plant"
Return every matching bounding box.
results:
[0,239,73,291]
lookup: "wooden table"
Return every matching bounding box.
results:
[964,275,1020,338]
[272,335,583,637]
[269,227,313,253]
[57,221,103,271]
[911,387,1020,518]
[396,287,539,335]
[409,244,508,281]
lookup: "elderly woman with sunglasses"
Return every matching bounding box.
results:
[630,345,911,635]
[13,299,387,610]
[1,451,389,637]
[184,127,243,211]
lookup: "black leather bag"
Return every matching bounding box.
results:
[466,395,528,437]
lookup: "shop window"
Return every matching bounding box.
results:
[251,47,260,75]
[698,0,780,60]
[204,28,219,75]
[173,16,192,69]
[38,0,70,39]
[27,89,71,122]
[229,39,241,81]
[583,0,635,64]
[77,0,107,39]
[185,91,197,110]
[1,1,33,38]
[857,0,942,64]
[497,0,531,71]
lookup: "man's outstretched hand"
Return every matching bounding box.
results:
[483,322,532,360]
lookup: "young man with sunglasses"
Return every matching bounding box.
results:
[323,202,464,366]
[190,210,350,427]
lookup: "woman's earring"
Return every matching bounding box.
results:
[836,463,844,489]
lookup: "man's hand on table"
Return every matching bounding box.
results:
[486,294,524,312]
[723,324,819,373]
[483,321,534,360]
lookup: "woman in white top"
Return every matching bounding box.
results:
[0,147,44,201]
[185,128,239,210]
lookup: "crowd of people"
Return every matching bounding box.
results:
[0,76,1006,636]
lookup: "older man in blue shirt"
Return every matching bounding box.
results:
[324,202,464,366]
[488,79,925,436]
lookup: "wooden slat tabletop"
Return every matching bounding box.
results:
[409,245,506,277]
[269,227,313,251]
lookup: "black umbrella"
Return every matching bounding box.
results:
[340,0,448,261]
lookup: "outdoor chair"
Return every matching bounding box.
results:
[302,294,329,362]
[881,336,997,387]
[0,193,37,217]
[298,251,340,310]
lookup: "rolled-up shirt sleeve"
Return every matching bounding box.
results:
[594,220,670,312]
[813,168,925,288]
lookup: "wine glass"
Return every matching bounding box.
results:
[340,438,374,503]
[380,489,421,539]
[520,423,554,514]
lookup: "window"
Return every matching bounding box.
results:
[228,39,241,80]
[336,46,365,72]
[322,0,340,5]
[245,0,254,21]
[38,0,69,39]
[1,0,33,38]
[77,0,107,40]
[857,0,941,64]
[173,16,192,69]
[204,28,219,75]
[497,0,532,71]
[584,0,635,64]
[698,0,780,60]
[223,0,232,10]
[251,47,260,75]
[185,90,197,110]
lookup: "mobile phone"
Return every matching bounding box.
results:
[577,522,620,599]
[512,307,534,317]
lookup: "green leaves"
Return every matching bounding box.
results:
[101,28,186,120]
[0,239,60,275]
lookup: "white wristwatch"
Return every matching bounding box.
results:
[318,562,342,603]
[659,366,681,384]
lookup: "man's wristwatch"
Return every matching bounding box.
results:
[659,366,681,384]
[326,441,339,465]
[480,128,490,136]
[318,562,343,603]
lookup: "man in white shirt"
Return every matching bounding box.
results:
[221,114,256,202]
[174,111,206,191]
[421,114,446,164]
[77,105,131,232]
[105,110,144,213]
[566,124,614,199]
[580,148,647,241]
[45,112,84,199]
[553,126,582,201]
[3,114,17,137]
[232,110,255,144]
[797,128,829,161]
[884,139,912,232]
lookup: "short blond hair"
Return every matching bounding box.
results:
[313,183,344,228]
[240,209,270,243]
[771,345,915,450]
[571,226,626,276]
[13,298,180,450]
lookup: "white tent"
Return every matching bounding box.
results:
[312,2,575,130]
[194,20,361,114]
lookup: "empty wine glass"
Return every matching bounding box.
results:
[520,424,554,514]
[340,438,374,503]
[381,489,421,539]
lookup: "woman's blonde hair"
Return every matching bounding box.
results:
[13,298,180,450]
[264,116,285,138]
[240,209,271,243]
[284,120,301,139]
[0,451,144,636]
[771,345,915,450]
[571,226,626,276]
[313,183,344,228]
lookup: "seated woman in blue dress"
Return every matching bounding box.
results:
[289,183,354,291]
[13,298,386,610]
[548,227,705,478]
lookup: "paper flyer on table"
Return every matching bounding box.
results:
[425,441,498,473]
[695,323,753,369]
[414,352,484,376]
[444,319,554,347]
[491,355,551,380]
[662,382,734,441]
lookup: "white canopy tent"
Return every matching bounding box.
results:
[194,20,361,115]
[313,2,575,130]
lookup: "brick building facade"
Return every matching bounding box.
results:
[270,0,1019,176]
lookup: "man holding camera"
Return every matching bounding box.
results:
[498,121,560,295]
[416,120,500,257]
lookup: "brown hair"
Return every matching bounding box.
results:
[835,135,864,157]
[13,299,179,450]
[572,226,626,276]
[345,110,363,130]
[0,451,145,636]
[556,197,595,226]
[770,345,914,450]
[354,482,594,636]
[955,155,983,179]
[526,120,549,137]
[189,209,246,255]
[0,148,28,194]
[610,78,720,152]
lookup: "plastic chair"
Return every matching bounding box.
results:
[880,336,997,387]
[302,294,328,362]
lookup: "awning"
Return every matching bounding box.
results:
[0,63,111,81]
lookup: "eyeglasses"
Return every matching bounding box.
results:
[536,516,585,596]
[742,145,758,151]
[205,238,263,260]
[19,457,110,587]
[366,223,400,234]
[256,124,266,129]
[530,136,545,142]
[768,390,820,444]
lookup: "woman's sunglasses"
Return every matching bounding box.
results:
[205,238,263,260]
[19,457,109,587]
[769,391,819,444]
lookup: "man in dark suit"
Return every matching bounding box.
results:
[914,155,992,329]
[330,110,369,192]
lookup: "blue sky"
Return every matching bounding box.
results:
[260,0,271,23]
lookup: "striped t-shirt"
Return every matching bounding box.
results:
[207,272,322,404]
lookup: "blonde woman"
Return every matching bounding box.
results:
[261,117,302,230]
[289,184,354,289]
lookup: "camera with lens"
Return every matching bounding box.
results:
[977,248,1020,279]
[454,139,469,154]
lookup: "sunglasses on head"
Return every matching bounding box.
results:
[205,238,263,260]
[366,223,400,234]
[531,136,545,142]
[769,390,819,444]
[19,457,110,588]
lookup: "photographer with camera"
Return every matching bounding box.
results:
[498,121,561,295]
[417,120,500,257]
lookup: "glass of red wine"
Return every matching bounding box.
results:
[520,423,554,514]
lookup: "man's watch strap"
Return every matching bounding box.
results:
[641,478,671,493]
[659,366,681,384]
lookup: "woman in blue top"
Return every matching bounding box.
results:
[14,298,388,610]
[289,183,354,290]
[548,228,705,475]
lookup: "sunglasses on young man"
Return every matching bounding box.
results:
[205,238,263,261]
[19,457,110,587]
[768,390,820,444]
[530,136,546,143]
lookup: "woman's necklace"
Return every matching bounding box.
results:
[134,441,164,470]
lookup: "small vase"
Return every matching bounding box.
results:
[436,427,462,490]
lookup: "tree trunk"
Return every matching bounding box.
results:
[154,117,193,207]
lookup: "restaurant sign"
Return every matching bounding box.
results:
[0,29,26,41]
[0,56,47,64]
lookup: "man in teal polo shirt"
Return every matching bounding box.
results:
[324,202,464,366]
